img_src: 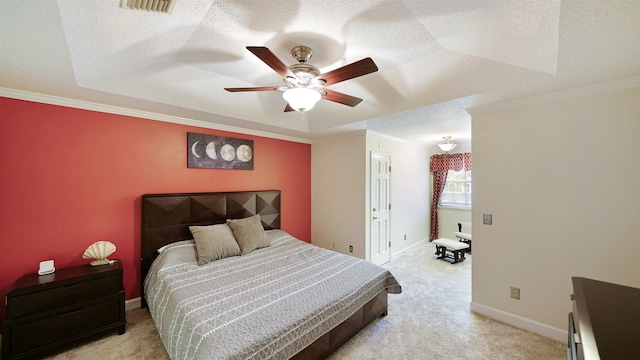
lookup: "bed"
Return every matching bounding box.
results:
[141,190,401,360]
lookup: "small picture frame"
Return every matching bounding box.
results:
[187,132,254,170]
[38,260,55,276]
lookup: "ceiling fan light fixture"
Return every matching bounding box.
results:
[437,136,457,152]
[283,88,321,112]
[120,0,175,13]
[225,46,379,112]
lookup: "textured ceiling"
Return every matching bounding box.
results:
[1,0,639,147]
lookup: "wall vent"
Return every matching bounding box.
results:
[120,0,175,14]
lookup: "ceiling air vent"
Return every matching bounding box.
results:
[120,0,175,14]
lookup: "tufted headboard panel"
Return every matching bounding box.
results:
[140,190,281,305]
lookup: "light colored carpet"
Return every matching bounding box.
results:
[42,243,565,359]
[327,243,565,359]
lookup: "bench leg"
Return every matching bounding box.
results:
[434,243,468,264]
[459,250,467,262]
[456,237,472,254]
[435,248,467,264]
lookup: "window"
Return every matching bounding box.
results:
[439,169,471,208]
[429,152,471,240]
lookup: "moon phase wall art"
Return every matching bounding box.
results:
[187,132,254,170]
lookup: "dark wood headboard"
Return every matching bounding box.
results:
[140,190,281,306]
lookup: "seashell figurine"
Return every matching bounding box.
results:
[82,241,116,266]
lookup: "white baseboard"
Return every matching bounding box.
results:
[391,238,428,261]
[470,302,566,343]
[125,297,142,311]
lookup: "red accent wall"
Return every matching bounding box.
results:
[0,97,311,325]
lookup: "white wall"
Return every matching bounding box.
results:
[311,131,367,257]
[470,83,640,341]
[437,208,472,239]
[311,131,430,261]
[366,133,430,258]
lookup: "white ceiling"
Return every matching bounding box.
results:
[2,0,639,147]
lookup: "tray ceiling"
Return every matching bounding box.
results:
[1,0,639,146]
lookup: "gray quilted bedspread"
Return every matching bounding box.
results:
[144,230,401,360]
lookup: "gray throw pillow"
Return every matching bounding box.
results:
[189,224,241,265]
[227,215,270,255]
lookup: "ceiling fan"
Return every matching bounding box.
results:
[224,46,378,112]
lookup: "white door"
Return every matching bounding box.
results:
[370,153,391,265]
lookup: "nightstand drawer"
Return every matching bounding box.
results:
[6,274,121,319]
[3,263,125,360]
[8,293,123,355]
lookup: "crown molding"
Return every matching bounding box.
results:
[467,75,640,115]
[366,129,428,147]
[310,129,367,144]
[0,87,312,144]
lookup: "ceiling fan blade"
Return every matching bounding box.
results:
[246,46,295,78]
[317,58,378,86]
[284,103,295,112]
[224,86,280,92]
[322,89,363,107]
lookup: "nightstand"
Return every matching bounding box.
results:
[2,262,125,359]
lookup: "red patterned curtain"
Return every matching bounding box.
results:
[429,153,472,241]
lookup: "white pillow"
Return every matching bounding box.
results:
[157,240,195,254]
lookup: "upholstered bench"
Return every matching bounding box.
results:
[454,231,472,252]
[433,238,470,264]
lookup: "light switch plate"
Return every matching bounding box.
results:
[483,214,492,225]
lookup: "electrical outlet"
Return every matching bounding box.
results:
[349,245,353,253]
[510,287,520,300]
[403,234,407,241]
[483,213,493,225]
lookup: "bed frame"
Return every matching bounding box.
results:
[141,190,388,359]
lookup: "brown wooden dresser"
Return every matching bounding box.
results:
[568,277,640,360]
[2,262,125,359]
